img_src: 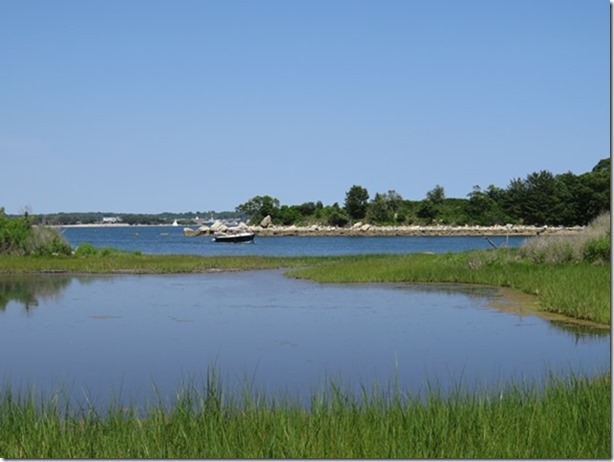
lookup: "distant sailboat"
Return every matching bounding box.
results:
[172,219,179,226]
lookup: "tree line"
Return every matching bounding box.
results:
[19,211,242,227]
[11,158,609,228]
[237,158,610,227]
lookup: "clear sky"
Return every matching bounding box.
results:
[0,0,609,214]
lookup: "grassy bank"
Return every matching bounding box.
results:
[0,373,609,459]
[0,217,609,458]
[287,250,610,326]
[0,247,609,325]
[0,211,609,325]
[0,252,319,274]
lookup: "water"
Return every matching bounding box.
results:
[0,272,608,410]
[60,225,528,256]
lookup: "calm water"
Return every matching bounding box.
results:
[60,225,528,256]
[0,271,608,410]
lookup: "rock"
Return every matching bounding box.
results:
[183,227,198,236]
[184,226,209,236]
[210,221,227,233]
[261,215,272,228]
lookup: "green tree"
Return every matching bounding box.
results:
[344,185,369,221]
[277,205,301,225]
[416,201,437,223]
[416,185,446,224]
[236,195,280,224]
[326,205,349,227]
[466,186,492,225]
[580,158,610,223]
[465,185,511,225]
[555,172,587,226]
[503,171,563,225]
[502,177,526,221]
[367,190,404,224]
[426,184,445,205]
[297,202,317,217]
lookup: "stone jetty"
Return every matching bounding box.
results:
[185,217,584,238]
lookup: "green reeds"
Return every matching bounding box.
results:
[0,249,609,325]
[0,253,327,274]
[0,374,609,458]
[0,213,609,325]
[287,251,610,325]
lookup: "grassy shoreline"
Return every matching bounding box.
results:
[0,247,609,326]
[0,372,609,458]
[0,242,609,457]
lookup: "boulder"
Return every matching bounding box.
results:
[260,215,272,228]
[183,227,198,237]
[210,221,228,233]
[184,226,209,236]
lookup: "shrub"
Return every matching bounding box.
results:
[0,212,72,256]
[74,242,100,257]
[327,209,349,227]
[584,235,610,263]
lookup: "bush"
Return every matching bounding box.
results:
[327,209,349,227]
[74,242,99,257]
[0,212,72,256]
[28,227,73,256]
[584,235,610,263]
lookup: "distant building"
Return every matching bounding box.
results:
[102,217,122,224]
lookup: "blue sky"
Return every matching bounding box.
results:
[0,0,609,214]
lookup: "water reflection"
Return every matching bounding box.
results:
[2,274,603,338]
[0,272,608,410]
[548,320,610,342]
[0,274,72,312]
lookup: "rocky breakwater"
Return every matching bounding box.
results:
[253,222,584,237]
[183,220,251,237]
[184,217,584,237]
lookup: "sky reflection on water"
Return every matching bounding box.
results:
[0,271,608,409]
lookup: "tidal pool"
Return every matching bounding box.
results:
[0,271,609,409]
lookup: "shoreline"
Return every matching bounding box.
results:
[54,223,585,237]
[249,224,584,237]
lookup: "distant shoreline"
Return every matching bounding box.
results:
[53,223,585,237]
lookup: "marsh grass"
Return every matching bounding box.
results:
[288,250,610,325]
[0,253,330,274]
[519,211,610,264]
[287,218,611,326]
[0,373,608,458]
[0,215,609,325]
[0,247,609,324]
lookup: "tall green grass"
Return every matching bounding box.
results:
[0,212,609,325]
[288,251,610,325]
[287,214,611,326]
[0,253,329,274]
[0,374,608,458]
[0,248,609,324]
